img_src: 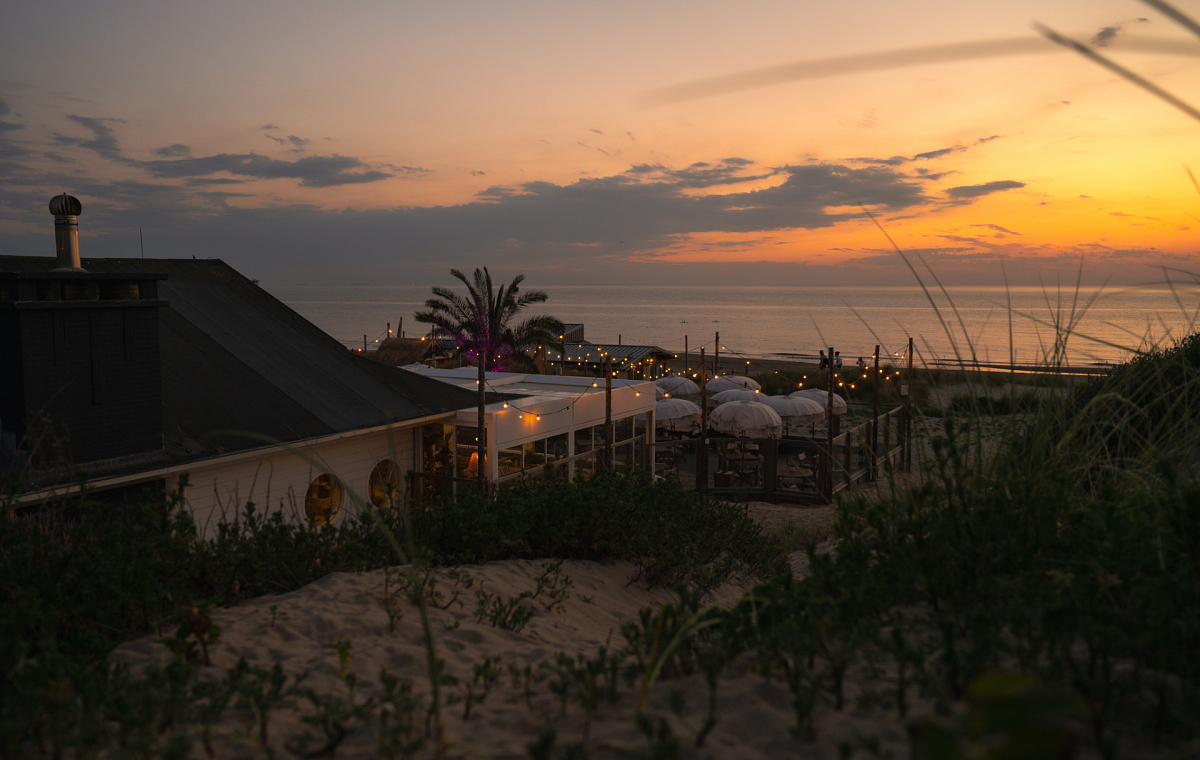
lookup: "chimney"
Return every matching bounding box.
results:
[0,195,168,469]
[50,193,85,272]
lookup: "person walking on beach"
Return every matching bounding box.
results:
[818,350,828,369]
[834,352,843,368]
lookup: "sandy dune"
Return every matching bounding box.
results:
[110,502,932,759]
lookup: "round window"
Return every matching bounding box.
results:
[304,473,342,526]
[368,459,399,509]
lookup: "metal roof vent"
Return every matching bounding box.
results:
[49,193,85,272]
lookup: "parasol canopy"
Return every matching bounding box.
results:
[760,394,825,420]
[708,400,783,438]
[655,398,702,434]
[710,388,763,405]
[656,376,700,395]
[790,388,847,414]
[706,376,760,393]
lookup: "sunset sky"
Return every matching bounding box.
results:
[2,0,1199,286]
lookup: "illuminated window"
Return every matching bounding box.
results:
[368,459,399,509]
[304,473,342,527]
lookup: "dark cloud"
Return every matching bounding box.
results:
[183,177,245,186]
[1110,211,1134,217]
[970,223,1020,235]
[977,135,1002,143]
[56,115,131,163]
[265,134,310,150]
[142,153,390,187]
[155,143,190,157]
[914,167,957,181]
[849,156,908,166]
[1092,25,1122,47]
[622,158,770,189]
[0,98,10,117]
[945,180,1025,199]
[590,129,604,136]
[913,146,961,161]
[475,185,525,200]
[196,191,254,207]
[470,170,486,177]
[382,164,432,175]
[0,120,23,133]
[1,159,932,277]
[261,123,280,130]
[852,145,964,165]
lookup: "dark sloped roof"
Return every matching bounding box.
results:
[0,256,482,463]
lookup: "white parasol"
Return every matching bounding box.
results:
[709,388,763,406]
[761,394,825,435]
[708,400,783,438]
[706,376,760,393]
[655,398,702,434]
[656,376,700,395]
[761,394,825,420]
[790,388,847,414]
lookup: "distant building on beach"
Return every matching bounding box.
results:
[546,342,672,380]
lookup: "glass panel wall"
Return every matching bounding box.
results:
[547,433,568,462]
[498,447,522,477]
[455,426,485,479]
[423,424,454,476]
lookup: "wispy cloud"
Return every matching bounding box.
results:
[142,153,391,187]
[946,180,1024,199]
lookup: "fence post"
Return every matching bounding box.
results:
[824,345,835,500]
[872,344,880,481]
[605,358,613,472]
[884,408,892,470]
[763,437,777,503]
[906,336,914,472]
[698,347,708,493]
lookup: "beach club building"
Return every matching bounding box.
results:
[403,367,656,486]
[1,195,512,537]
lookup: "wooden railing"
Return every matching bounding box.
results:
[648,403,910,505]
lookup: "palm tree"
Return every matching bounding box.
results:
[415,268,563,489]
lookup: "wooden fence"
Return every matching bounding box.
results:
[649,403,910,504]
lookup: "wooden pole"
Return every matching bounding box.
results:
[906,336,914,472]
[387,322,391,339]
[605,358,613,471]
[825,345,835,500]
[685,335,689,376]
[477,347,486,492]
[698,348,708,492]
[714,332,720,377]
[363,334,367,353]
[399,317,403,339]
[872,344,880,480]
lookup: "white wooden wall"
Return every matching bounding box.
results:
[173,423,422,540]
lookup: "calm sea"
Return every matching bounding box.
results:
[265,283,1200,368]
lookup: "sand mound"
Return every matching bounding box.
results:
[110,547,920,759]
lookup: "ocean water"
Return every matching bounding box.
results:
[265,283,1200,368]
